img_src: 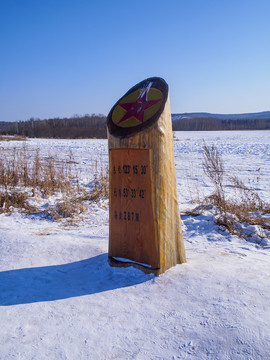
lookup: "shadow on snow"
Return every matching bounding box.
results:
[0,254,152,306]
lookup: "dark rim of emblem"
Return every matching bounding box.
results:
[107,77,168,138]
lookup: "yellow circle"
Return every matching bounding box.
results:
[112,88,163,128]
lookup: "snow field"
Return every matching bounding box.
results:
[0,131,269,359]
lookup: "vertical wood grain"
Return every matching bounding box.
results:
[108,94,186,275]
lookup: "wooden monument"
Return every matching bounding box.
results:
[107,77,186,275]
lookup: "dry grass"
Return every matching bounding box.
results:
[0,146,74,196]
[78,170,109,202]
[45,197,87,220]
[0,190,36,213]
[189,144,270,244]
[0,135,26,141]
[0,145,109,218]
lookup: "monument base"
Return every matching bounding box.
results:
[108,256,160,275]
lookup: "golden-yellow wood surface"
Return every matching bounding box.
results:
[108,95,186,275]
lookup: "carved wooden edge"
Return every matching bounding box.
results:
[108,256,160,275]
[149,148,160,268]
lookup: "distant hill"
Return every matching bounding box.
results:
[172,111,270,131]
[172,111,270,121]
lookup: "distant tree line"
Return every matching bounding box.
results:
[0,114,107,138]
[1,114,270,138]
[0,122,13,133]
[172,117,270,131]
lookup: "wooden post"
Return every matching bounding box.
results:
[107,77,186,275]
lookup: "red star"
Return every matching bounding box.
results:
[117,88,162,124]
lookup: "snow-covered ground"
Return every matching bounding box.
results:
[0,131,269,359]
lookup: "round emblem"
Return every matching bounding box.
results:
[107,77,168,137]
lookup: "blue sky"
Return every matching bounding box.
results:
[1,0,270,121]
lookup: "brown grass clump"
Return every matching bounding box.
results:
[0,145,109,219]
[189,144,270,244]
[0,146,76,196]
[79,169,109,203]
[0,190,36,213]
[45,197,87,220]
